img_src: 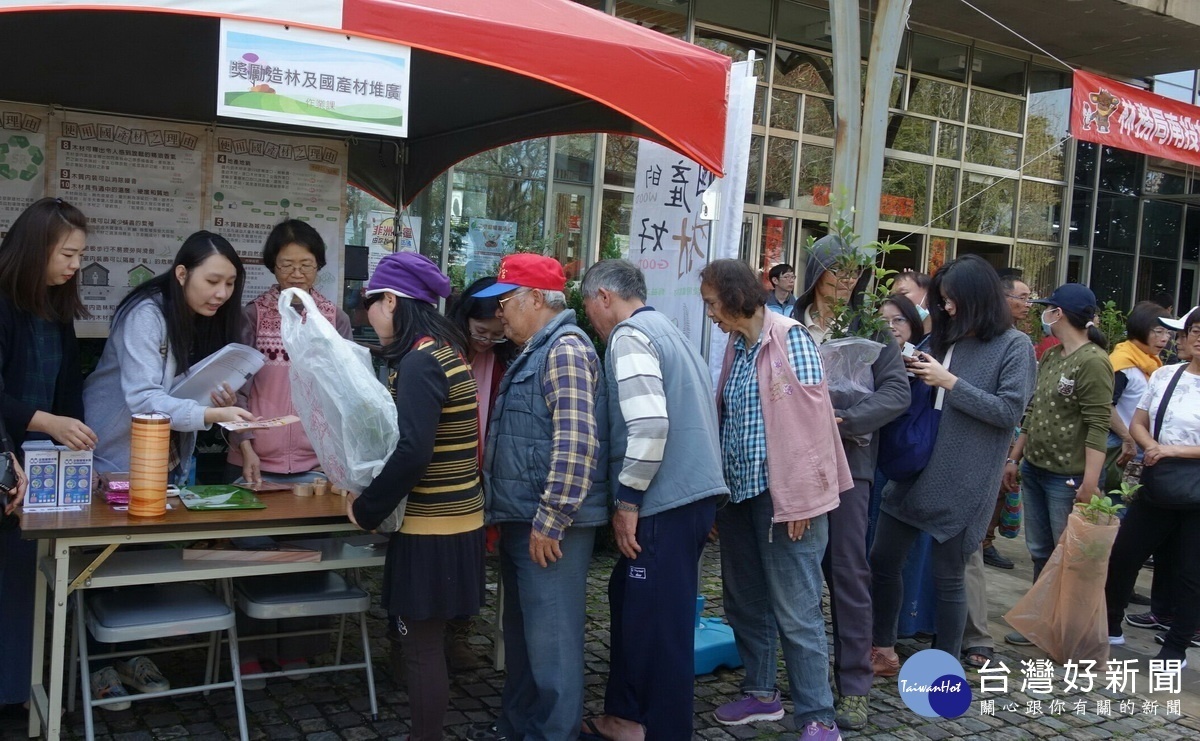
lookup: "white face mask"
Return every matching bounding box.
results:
[1041,308,1060,336]
[916,303,930,322]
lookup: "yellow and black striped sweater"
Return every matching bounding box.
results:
[353,338,484,536]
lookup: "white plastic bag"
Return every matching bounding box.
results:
[278,287,399,495]
[818,336,884,446]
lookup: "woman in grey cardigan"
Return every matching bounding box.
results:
[869,255,1036,672]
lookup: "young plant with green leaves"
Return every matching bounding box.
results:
[808,210,909,341]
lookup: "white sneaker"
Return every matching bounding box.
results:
[89,667,131,711]
[1108,634,1126,646]
[115,656,170,693]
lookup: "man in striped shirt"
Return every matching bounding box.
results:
[580,260,729,741]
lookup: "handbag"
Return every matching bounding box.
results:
[1139,365,1200,509]
[877,344,953,482]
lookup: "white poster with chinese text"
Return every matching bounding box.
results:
[629,143,714,350]
[363,210,422,278]
[218,19,410,138]
[56,112,206,337]
[208,129,346,303]
[0,103,47,235]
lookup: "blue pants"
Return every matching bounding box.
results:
[604,497,716,741]
[497,524,596,741]
[1020,461,1079,580]
[717,492,835,727]
[0,528,37,704]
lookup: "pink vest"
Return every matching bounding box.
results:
[717,309,852,522]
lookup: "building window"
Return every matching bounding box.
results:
[1140,201,1183,259]
[1090,251,1134,309]
[879,158,929,226]
[910,34,969,83]
[959,173,1016,237]
[697,0,771,37]
[1017,181,1063,243]
[1093,194,1137,252]
[1025,67,1072,182]
[615,0,686,38]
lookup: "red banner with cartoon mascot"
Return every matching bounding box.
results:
[1072,69,1200,168]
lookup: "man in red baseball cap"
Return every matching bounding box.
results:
[476,252,609,741]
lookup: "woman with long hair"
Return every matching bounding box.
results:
[81,230,252,703]
[0,197,95,717]
[86,230,253,477]
[347,253,485,741]
[870,254,1036,670]
[1001,282,1112,646]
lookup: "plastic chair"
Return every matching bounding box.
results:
[232,571,378,718]
[74,583,249,741]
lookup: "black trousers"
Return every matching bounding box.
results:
[604,497,716,741]
[1105,499,1200,659]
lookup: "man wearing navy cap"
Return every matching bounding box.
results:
[476,253,609,741]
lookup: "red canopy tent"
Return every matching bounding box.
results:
[0,0,730,204]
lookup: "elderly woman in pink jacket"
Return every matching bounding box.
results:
[700,259,851,741]
[226,219,351,686]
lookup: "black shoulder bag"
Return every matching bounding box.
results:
[1140,365,1200,510]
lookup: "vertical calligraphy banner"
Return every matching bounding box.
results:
[56,112,206,337]
[629,142,715,350]
[208,128,346,303]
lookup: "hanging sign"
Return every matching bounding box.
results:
[0,102,46,235]
[629,141,716,350]
[218,19,410,138]
[1071,69,1200,168]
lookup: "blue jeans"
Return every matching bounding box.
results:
[1020,461,1079,581]
[717,492,835,727]
[496,523,596,741]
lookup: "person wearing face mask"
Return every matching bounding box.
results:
[892,270,932,337]
[792,235,909,731]
[1002,283,1112,647]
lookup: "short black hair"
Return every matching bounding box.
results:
[928,255,1011,357]
[1126,301,1170,344]
[768,263,794,283]
[894,270,931,291]
[262,219,327,273]
[700,259,766,318]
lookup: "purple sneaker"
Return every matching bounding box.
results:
[799,720,843,740]
[713,690,785,725]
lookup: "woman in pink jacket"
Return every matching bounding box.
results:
[225,219,351,686]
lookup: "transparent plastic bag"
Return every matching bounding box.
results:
[818,336,884,446]
[1004,508,1120,663]
[278,288,399,498]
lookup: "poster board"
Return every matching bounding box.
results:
[55,111,207,336]
[208,128,346,303]
[628,142,714,349]
[0,102,47,234]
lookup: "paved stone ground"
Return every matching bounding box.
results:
[4,536,1196,740]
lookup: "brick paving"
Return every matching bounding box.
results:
[5,536,1195,740]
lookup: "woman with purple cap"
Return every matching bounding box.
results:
[347,252,485,741]
[1002,282,1113,646]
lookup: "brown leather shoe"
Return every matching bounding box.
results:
[871,647,900,678]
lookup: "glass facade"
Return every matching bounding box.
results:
[391,0,1200,309]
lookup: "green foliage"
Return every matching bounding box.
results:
[1097,300,1127,348]
[1108,478,1142,505]
[808,210,909,341]
[1079,493,1125,525]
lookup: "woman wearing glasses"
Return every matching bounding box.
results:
[226,219,351,486]
[1106,302,1171,491]
[224,219,350,685]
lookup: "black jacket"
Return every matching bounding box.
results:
[0,294,85,450]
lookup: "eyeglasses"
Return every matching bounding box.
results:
[470,334,509,345]
[1188,326,1200,339]
[885,316,909,327]
[1006,294,1033,305]
[276,261,318,275]
[1150,327,1171,337]
[497,289,529,309]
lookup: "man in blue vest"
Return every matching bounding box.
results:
[476,253,608,741]
[579,259,728,741]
